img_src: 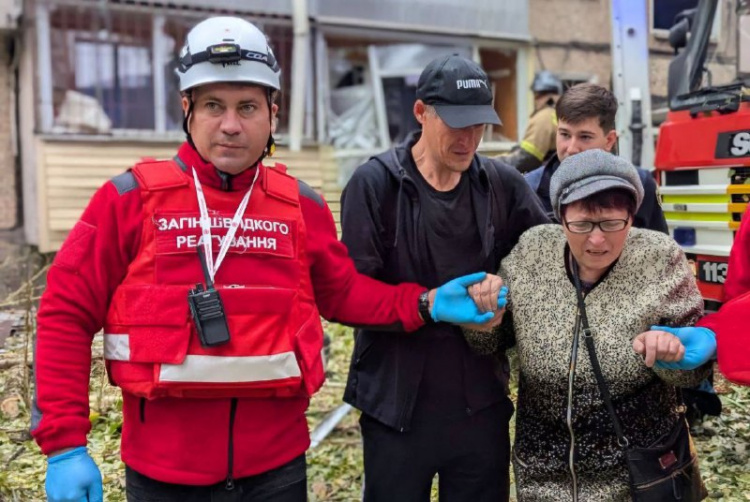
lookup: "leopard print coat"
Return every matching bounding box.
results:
[465,224,709,501]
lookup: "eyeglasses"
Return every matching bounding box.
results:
[563,218,629,234]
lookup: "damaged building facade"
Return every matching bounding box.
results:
[0,0,746,251]
[1,0,531,251]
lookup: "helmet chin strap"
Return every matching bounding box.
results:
[183,92,197,150]
[249,87,277,167]
[250,134,275,167]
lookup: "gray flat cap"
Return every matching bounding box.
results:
[550,149,644,221]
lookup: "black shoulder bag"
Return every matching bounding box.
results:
[572,259,707,501]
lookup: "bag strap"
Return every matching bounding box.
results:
[571,258,630,448]
[479,157,509,232]
[477,156,511,260]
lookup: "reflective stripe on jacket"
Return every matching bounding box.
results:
[103,159,325,399]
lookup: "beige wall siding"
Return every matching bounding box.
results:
[0,35,17,229]
[529,0,613,96]
[36,139,179,251]
[530,0,611,46]
[533,46,612,88]
[36,139,338,252]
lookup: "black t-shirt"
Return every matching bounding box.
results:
[399,148,484,423]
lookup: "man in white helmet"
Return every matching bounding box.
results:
[31,16,505,501]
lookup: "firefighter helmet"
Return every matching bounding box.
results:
[531,70,563,95]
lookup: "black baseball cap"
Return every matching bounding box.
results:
[416,54,502,129]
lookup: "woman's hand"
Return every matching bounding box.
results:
[464,276,508,332]
[461,313,505,333]
[468,274,507,313]
[648,326,716,370]
[632,329,685,367]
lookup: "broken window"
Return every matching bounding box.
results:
[160,18,294,134]
[42,5,295,136]
[49,6,154,133]
[651,0,721,40]
[326,41,473,149]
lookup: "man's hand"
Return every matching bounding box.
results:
[649,326,717,371]
[429,272,505,324]
[46,447,103,502]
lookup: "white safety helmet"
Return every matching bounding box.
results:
[177,16,281,93]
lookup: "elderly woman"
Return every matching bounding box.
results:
[464,149,714,501]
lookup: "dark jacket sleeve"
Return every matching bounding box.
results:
[339,160,391,278]
[497,148,543,174]
[635,170,669,234]
[299,179,424,332]
[524,165,545,193]
[496,160,551,249]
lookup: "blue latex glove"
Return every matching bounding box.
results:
[46,447,103,502]
[431,272,505,324]
[652,326,717,371]
[498,286,508,309]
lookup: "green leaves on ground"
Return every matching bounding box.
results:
[1,323,749,501]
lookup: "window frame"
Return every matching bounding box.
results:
[650,0,722,42]
[318,27,526,153]
[36,3,306,141]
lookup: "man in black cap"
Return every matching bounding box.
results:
[339,54,549,501]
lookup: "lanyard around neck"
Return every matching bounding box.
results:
[192,167,260,284]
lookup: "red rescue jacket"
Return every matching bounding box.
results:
[32,142,425,484]
[699,207,750,386]
[700,291,750,385]
[103,159,325,399]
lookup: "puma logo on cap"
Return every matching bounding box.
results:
[456,79,488,90]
